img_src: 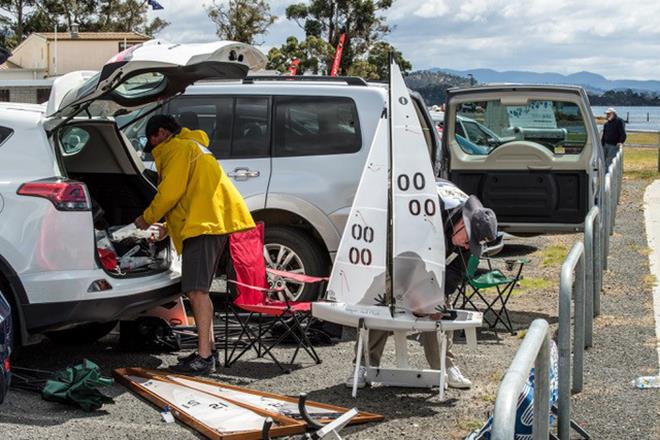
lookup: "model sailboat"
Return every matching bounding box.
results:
[311,59,482,399]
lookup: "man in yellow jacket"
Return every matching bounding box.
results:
[135,115,254,375]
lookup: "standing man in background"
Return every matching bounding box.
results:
[601,107,626,166]
[135,114,255,375]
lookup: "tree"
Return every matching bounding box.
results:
[285,0,394,74]
[0,0,169,49]
[266,36,334,75]
[206,0,275,45]
[0,0,36,45]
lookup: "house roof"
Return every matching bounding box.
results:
[0,60,22,70]
[33,31,151,41]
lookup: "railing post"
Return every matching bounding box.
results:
[558,241,586,440]
[533,329,551,440]
[573,247,586,392]
[584,206,600,347]
[491,319,551,440]
[603,175,611,270]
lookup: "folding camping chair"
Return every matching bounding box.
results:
[453,254,528,334]
[223,223,327,372]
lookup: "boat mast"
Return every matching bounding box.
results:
[385,53,395,317]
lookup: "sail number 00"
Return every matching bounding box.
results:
[349,224,374,266]
[398,172,436,216]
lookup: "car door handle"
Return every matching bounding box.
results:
[227,167,260,180]
[527,165,552,171]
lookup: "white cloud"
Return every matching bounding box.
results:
[146,0,660,80]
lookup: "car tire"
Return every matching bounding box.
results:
[46,321,118,345]
[263,226,327,302]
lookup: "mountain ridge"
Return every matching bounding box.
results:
[432,68,660,93]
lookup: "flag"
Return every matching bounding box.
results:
[330,33,346,77]
[147,0,164,10]
[288,58,301,76]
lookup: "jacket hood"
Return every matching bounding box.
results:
[177,127,210,147]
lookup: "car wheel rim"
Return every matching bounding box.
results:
[264,243,306,301]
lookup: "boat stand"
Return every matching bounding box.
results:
[351,318,478,400]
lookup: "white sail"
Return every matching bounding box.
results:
[127,375,268,432]
[390,61,445,314]
[168,376,339,418]
[326,115,389,306]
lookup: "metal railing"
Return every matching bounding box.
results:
[490,146,622,439]
[558,241,586,440]
[491,319,551,440]
[583,206,601,348]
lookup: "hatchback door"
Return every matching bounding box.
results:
[443,86,601,234]
[45,39,266,121]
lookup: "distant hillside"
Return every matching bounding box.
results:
[404,70,471,106]
[435,68,660,94]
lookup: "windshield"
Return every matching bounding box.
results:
[453,99,588,155]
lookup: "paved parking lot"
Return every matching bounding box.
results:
[2,177,659,440]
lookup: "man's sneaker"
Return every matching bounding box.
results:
[344,366,369,389]
[447,366,472,389]
[169,354,214,376]
[177,351,220,370]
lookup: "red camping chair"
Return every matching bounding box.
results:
[223,223,326,372]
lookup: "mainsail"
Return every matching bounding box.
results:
[325,60,445,314]
[390,61,445,313]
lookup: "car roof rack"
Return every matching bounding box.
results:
[243,75,368,86]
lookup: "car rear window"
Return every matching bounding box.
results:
[273,96,361,157]
[0,126,13,147]
[453,99,588,156]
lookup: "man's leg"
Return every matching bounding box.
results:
[421,331,454,370]
[187,290,214,358]
[421,331,471,389]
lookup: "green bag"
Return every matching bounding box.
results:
[42,359,114,412]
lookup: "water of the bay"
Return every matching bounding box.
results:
[592,106,660,131]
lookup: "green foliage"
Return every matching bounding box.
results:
[0,0,170,49]
[206,0,276,46]
[271,0,408,79]
[267,36,334,75]
[589,88,660,106]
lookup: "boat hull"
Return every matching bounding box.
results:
[311,302,482,332]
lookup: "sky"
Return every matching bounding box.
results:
[148,0,660,80]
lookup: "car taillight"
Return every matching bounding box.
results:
[17,179,91,211]
[3,357,9,372]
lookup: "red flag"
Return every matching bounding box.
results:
[288,58,300,75]
[330,33,346,77]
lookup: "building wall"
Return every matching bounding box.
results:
[47,39,142,76]
[0,86,51,104]
[9,36,48,71]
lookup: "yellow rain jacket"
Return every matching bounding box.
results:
[142,128,255,253]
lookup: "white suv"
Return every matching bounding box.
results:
[120,78,440,301]
[0,40,266,345]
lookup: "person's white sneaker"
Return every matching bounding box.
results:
[447,366,472,389]
[344,366,369,389]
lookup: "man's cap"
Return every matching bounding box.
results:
[462,195,498,257]
[605,107,616,114]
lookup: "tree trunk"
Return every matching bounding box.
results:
[16,1,23,43]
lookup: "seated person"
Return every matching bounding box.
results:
[346,196,498,389]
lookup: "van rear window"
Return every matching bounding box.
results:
[0,126,13,147]
[273,96,361,156]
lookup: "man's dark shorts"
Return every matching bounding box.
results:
[181,234,228,293]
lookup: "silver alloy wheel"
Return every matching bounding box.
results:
[264,243,306,301]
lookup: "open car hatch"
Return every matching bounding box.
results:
[46,40,267,120]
